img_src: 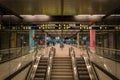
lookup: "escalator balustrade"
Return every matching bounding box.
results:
[34,57,48,80]
[76,57,90,80]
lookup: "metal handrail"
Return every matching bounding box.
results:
[45,47,55,80]
[69,47,79,80]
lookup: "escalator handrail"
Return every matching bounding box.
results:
[26,48,43,80]
[83,46,99,80]
[69,47,79,80]
[45,47,55,80]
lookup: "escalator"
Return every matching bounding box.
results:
[51,57,74,80]
[34,57,48,80]
[76,56,90,80]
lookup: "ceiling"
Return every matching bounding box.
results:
[0,0,120,15]
[0,0,120,38]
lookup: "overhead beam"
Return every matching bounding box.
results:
[0,3,23,19]
[102,5,120,20]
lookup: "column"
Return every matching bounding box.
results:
[90,30,96,52]
[29,30,35,50]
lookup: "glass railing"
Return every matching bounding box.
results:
[84,46,120,80]
[96,47,120,62]
[0,46,45,80]
[0,46,30,63]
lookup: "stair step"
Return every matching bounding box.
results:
[51,76,73,79]
[53,63,71,65]
[51,57,73,80]
[53,61,71,62]
[53,64,72,66]
[52,66,72,69]
[53,59,71,62]
[54,57,71,59]
[52,72,73,75]
[52,69,72,72]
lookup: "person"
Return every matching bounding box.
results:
[60,42,64,48]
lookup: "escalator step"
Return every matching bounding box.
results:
[41,57,48,60]
[77,67,87,71]
[77,64,86,67]
[35,73,46,77]
[79,75,90,80]
[77,61,85,64]
[39,60,47,63]
[78,71,89,75]
[34,78,45,80]
[38,63,47,66]
[36,69,46,73]
[37,66,47,69]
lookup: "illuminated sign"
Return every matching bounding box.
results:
[0,24,120,30]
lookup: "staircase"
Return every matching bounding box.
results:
[34,57,48,80]
[76,57,90,80]
[51,57,74,80]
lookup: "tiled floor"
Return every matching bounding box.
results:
[43,44,83,57]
